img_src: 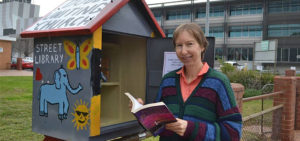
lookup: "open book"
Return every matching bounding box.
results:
[124,92,176,136]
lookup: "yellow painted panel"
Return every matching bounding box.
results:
[93,26,102,49]
[151,32,155,38]
[90,95,101,136]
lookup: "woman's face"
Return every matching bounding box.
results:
[175,30,204,67]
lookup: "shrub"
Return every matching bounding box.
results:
[260,72,274,86]
[219,59,236,74]
[220,67,275,90]
[244,89,262,98]
[226,70,260,89]
[221,63,236,74]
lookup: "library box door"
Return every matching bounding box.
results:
[146,37,215,104]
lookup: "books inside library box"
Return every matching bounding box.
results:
[124,92,176,136]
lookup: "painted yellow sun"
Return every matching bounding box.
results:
[72,99,90,131]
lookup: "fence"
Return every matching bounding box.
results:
[240,70,300,141]
[241,91,284,141]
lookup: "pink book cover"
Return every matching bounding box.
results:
[124,92,176,136]
[134,104,176,136]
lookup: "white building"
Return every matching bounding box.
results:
[0,0,40,58]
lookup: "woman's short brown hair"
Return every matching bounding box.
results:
[173,23,208,60]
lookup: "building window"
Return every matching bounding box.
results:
[3,28,16,36]
[249,48,253,61]
[209,26,224,38]
[230,3,262,16]
[215,48,223,60]
[282,48,289,61]
[269,0,300,14]
[153,12,161,22]
[196,6,224,18]
[242,48,248,60]
[277,48,282,61]
[229,25,262,37]
[268,24,300,37]
[230,26,242,37]
[290,48,297,62]
[277,48,300,62]
[227,47,253,61]
[235,48,242,60]
[298,49,300,62]
[166,9,190,20]
[165,29,175,37]
[228,48,235,60]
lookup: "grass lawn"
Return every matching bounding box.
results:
[242,98,273,117]
[0,76,273,141]
[0,76,44,141]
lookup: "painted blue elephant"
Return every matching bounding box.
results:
[39,67,83,120]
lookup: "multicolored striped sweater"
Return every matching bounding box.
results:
[155,68,242,141]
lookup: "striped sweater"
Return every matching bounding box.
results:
[155,68,242,141]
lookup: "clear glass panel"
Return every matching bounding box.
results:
[154,12,161,21]
[282,48,289,61]
[256,31,262,37]
[165,29,174,37]
[230,26,242,37]
[182,10,190,19]
[290,48,297,62]
[283,2,289,12]
[242,48,248,60]
[197,10,206,18]
[297,48,300,62]
[249,48,253,61]
[243,5,249,15]
[167,11,176,20]
[268,24,300,37]
[235,48,242,60]
[241,26,247,37]
[215,48,223,60]
[277,48,282,61]
[248,26,256,37]
[230,10,236,16]
[236,7,243,15]
[227,48,235,60]
[250,7,257,14]
[269,0,300,13]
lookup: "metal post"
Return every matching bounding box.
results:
[190,0,194,22]
[205,0,210,36]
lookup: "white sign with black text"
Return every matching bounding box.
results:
[0,47,3,53]
[162,52,183,76]
[26,0,111,31]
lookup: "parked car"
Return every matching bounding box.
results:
[224,61,245,70]
[11,58,33,70]
[23,57,33,62]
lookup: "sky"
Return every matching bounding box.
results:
[32,0,173,17]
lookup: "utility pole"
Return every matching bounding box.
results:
[205,0,210,36]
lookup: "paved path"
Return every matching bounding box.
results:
[0,69,33,76]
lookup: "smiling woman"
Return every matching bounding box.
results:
[153,23,242,141]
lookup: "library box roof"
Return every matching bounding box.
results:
[20,0,165,38]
